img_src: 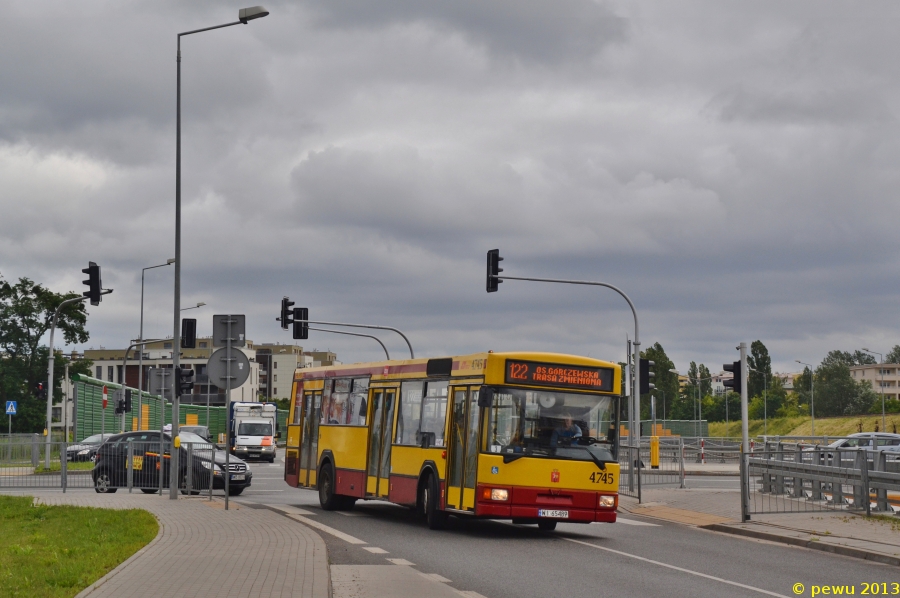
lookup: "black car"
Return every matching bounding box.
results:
[91,430,252,496]
[66,433,112,462]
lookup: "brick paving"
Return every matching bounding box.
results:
[13,491,328,598]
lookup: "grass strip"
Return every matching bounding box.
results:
[0,495,158,598]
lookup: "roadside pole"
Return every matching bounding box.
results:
[739,341,751,522]
[225,316,233,510]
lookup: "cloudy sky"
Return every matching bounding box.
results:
[3,1,899,374]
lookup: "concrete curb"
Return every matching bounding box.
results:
[701,523,900,567]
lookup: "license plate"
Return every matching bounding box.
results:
[231,474,245,481]
[538,509,568,518]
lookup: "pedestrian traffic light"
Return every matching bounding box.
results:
[124,389,133,413]
[723,361,742,394]
[176,367,194,397]
[280,297,295,330]
[293,307,308,340]
[115,390,125,415]
[180,318,197,349]
[639,358,655,394]
[34,382,46,400]
[81,261,102,305]
[486,249,503,293]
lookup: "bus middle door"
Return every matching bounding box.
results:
[298,391,321,487]
[446,387,481,511]
[366,387,397,498]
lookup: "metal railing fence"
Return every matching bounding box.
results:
[0,440,218,496]
[740,444,900,521]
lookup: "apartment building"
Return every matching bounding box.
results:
[850,364,900,402]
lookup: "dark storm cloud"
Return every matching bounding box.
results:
[4,1,900,373]
[304,0,627,63]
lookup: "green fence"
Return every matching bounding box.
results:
[71,374,287,441]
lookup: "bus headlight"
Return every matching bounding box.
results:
[598,494,616,509]
[482,488,509,501]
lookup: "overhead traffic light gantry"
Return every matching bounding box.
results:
[293,307,308,340]
[280,297,295,330]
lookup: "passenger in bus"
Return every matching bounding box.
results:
[550,415,582,447]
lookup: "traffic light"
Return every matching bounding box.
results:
[181,318,197,349]
[486,249,503,293]
[639,358,655,394]
[114,390,125,415]
[293,307,308,340]
[34,382,46,400]
[280,297,295,330]
[81,261,102,305]
[723,361,742,394]
[176,367,194,397]
[124,389,133,413]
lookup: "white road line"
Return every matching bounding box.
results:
[335,511,365,516]
[615,518,660,527]
[455,591,488,598]
[417,572,452,583]
[564,537,790,598]
[286,514,368,545]
[386,558,415,566]
[363,547,389,554]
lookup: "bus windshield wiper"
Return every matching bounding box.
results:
[503,453,525,464]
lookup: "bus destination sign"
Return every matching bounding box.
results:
[505,360,614,391]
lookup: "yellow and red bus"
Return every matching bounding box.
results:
[284,351,621,530]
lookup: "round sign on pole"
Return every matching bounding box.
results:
[206,348,251,388]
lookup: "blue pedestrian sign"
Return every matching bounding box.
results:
[6,401,16,415]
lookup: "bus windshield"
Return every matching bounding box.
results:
[485,387,616,463]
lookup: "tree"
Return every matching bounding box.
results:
[640,343,678,422]
[815,360,876,417]
[747,340,772,399]
[886,345,900,364]
[0,276,90,432]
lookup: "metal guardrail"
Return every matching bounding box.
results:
[0,440,218,496]
[618,439,686,501]
[739,444,900,521]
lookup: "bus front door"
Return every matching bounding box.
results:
[299,391,321,487]
[366,388,396,498]
[446,387,480,511]
[285,385,303,487]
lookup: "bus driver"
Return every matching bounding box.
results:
[550,414,582,447]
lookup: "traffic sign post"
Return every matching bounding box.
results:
[102,386,108,441]
[6,401,15,440]
[211,314,245,511]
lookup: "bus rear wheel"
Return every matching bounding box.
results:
[537,520,558,531]
[424,474,448,530]
[318,463,341,511]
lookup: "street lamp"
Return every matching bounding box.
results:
[139,259,175,432]
[861,348,886,432]
[173,5,269,500]
[796,360,815,436]
[180,302,206,311]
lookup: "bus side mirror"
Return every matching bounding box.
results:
[478,387,494,408]
[276,432,282,439]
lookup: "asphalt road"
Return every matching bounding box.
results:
[232,458,898,598]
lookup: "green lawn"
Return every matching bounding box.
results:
[0,495,158,598]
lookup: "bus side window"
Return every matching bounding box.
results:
[396,381,424,445]
[420,381,448,448]
[350,378,369,426]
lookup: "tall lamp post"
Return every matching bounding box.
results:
[139,259,174,432]
[173,5,269,499]
[861,348,886,432]
[796,360,815,436]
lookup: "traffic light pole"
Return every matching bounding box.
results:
[492,274,640,454]
[45,291,112,469]
[740,342,749,454]
[307,327,391,360]
[291,320,415,359]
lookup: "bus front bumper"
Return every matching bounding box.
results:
[475,484,617,523]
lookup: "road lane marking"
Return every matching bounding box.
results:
[563,537,790,598]
[335,511,365,516]
[417,572,451,583]
[387,558,415,566]
[364,547,389,554]
[455,592,488,598]
[286,514,368,544]
[616,518,660,526]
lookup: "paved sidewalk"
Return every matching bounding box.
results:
[6,491,329,598]
[622,488,900,566]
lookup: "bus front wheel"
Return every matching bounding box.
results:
[424,474,448,530]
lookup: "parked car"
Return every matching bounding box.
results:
[804,433,900,463]
[66,433,112,462]
[91,430,252,496]
[178,425,212,442]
